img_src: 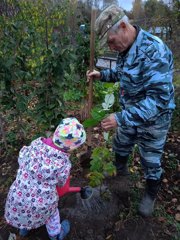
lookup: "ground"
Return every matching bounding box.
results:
[0,132,179,240]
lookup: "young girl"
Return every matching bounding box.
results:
[4,117,86,240]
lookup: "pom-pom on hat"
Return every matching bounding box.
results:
[53,117,86,151]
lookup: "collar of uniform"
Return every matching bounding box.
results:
[125,27,145,65]
[118,25,140,58]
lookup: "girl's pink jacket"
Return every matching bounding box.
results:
[4,137,71,229]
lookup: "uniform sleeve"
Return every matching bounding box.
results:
[100,67,119,82]
[115,50,173,127]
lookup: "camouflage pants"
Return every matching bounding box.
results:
[113,112,172,180]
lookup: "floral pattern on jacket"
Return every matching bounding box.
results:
[4,137,71,229]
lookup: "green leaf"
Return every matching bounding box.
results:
[91,108,106,121]
[6,58,15,68]
[90,159,103,172]
[45,110,53,118]
[103,162,116,176]
[92,147,111,161]
[89,171,104,187]
[83,118,99,128]
[48,104,56,109]
[103,83,114,89]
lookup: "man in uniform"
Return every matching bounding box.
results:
[87,5,175,217]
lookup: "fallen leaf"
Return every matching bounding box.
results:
[175,213,180,222]
[158,217,166,223]
[158,196,163,201]
[162,178,168,183]
[167,190,173,195]
[134,157,140,162]
[164,229,173,236]
[177,205,180,211]
[167,208,174,214]
[133,166,139,171]
[94,133,100,139]
[106,235,112,240]
[135,182,144,189]
[115,220,123,231]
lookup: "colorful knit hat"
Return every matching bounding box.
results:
[52,117,86,151]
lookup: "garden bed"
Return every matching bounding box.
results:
[0,132,179,240]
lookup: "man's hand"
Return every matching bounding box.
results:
[86,70,101,82]
[101,113,118,131]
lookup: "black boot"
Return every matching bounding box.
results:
[114,153,129,176]
[138,178,161,217]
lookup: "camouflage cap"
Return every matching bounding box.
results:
[95,4,126,47]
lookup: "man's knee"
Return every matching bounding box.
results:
[113,126,136,156]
